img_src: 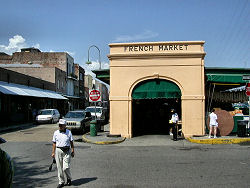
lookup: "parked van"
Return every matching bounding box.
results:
[85,106,106,123]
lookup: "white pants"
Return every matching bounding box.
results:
[55,148,72,184]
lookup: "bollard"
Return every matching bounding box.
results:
[173,123,178,141]
[90,120,97,136]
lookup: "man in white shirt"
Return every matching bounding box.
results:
[169,109,179,141]
[209,109,218,138]
[52,119,75,188]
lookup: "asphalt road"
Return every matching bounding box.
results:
[1,124,250,188]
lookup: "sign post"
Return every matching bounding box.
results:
[89,89,101,120]
[246,83,250,131]
[243,75,250,130]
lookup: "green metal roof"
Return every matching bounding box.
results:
[205,67,250,83]
[92,67,250,85]
[132,79,181,99]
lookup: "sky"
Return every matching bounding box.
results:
[0,0,249,76]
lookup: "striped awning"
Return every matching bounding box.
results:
[0,81,67,100]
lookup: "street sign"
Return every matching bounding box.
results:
[89,89,101,102]
[246,83,250,96]
[242,75,250,81]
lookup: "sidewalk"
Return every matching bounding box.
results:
[82,132,126,145]
[82,123,126,144]
[0,123,34,133]
[82,123,250,145]
[187,135,250,144]
[2,122,250,145]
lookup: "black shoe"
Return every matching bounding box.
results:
[57,184,64,188]
[66,179,72,186]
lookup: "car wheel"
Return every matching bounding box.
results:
[50,118,54,124]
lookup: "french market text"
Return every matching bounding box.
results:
[124,44,188,52]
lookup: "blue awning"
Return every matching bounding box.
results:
[0,81,67,100]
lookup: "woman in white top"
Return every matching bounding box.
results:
[209,109,218,138]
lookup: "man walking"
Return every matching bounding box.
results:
[209,109,218,138]
[52,119,75,188]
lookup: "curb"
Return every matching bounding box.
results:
[187,137,250,144]
[82,133,126,145]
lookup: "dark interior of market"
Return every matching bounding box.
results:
[132,98,181,136]
[206,82,249,114]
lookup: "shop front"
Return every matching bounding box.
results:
[108,41,206,138]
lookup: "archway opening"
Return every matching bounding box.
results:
[132,79,181,136]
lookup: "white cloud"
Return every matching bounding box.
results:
[66,51,75,57]
[86,60,109,70]
[81,60,110,77]
[33,43,40,49]
[113,30,159,42]
[0,35,40,55]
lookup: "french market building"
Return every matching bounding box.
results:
[94,41,249,138]
[107,41,206,138]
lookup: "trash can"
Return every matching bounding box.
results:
[237,120,248,137]
[90,120,97,136]
[232,115,244,133]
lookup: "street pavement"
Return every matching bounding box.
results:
[1,123,250,188]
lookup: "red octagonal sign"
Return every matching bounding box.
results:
[246,83,250,97]
[89,89,101,102]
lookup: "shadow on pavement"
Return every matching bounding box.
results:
[72,177,97,186]
[12,157,56,188]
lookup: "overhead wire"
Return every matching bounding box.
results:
[216,0,249,67]
[222,0,250,66]
[211,0,240,63]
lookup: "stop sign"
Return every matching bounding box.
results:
[89,89,101,102]
[246,83,250,96]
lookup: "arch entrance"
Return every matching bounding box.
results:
[108,41,206,138]
[132,79,181,136]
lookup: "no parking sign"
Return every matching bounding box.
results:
[89,89,101,102]
[246,83,250,97]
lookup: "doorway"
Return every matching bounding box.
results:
[132,79,181,136]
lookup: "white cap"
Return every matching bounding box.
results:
[58,119,67,125]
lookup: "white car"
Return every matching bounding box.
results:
[36,109,60,124]
[85,106,105,123]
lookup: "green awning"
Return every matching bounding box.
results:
[206,74,247,83]
[132,79,181,99]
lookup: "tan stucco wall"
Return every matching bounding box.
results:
[108,41,206,138]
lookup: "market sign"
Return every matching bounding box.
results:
[242,75,250,81]
[89,89,101,102]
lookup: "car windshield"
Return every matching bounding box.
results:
[65,112,85,118]
[38,110,52,115]
[86,108,101,113]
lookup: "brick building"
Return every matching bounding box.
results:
[74,64,85,109]
[0,65,67,95]
[0,48,82,110]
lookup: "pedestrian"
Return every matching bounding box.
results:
[169,109,179,141]
[52,119,75,188]
[209,109,218,138]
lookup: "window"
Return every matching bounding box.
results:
[57,80,60,89]
[80,73,83,80]
[61,81,64,89]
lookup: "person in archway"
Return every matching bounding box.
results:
[169,109,179,141]
[209,109,218,138]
